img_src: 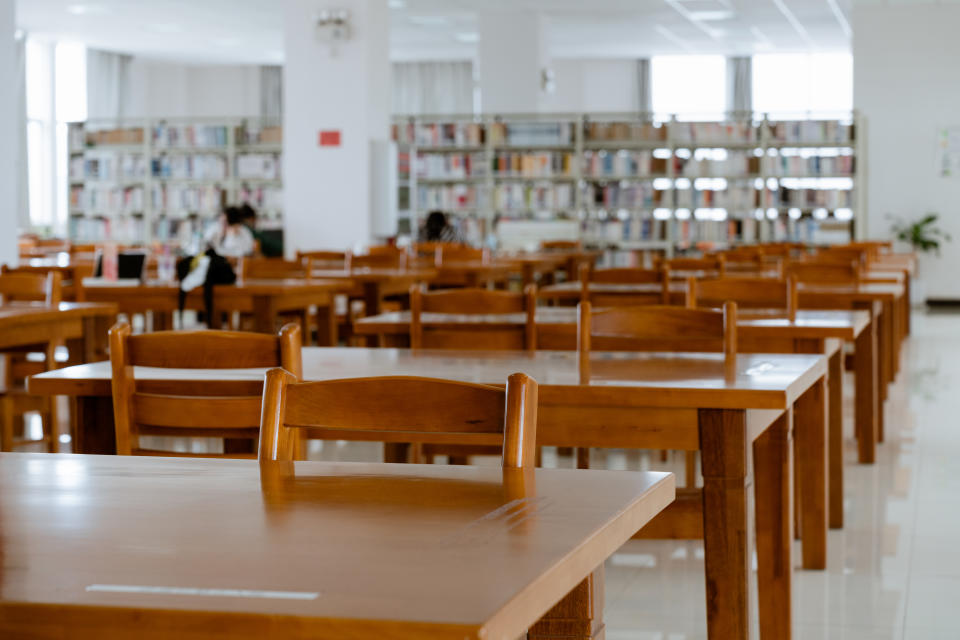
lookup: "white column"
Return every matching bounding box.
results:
[283,0,390,254]
[0,0,17,266]
[477,11,548,114]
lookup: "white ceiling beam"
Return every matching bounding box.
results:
[825,0,852,38]
[663,0,725,42]
[771,0,816,48]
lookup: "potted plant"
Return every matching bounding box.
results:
[889,213,951,305]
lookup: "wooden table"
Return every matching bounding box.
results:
[0,302,117,362]
[30,347,829,640]
[309,268,436,317]
[494,252,572,286]
[354,307,875,525]
[0,452,674,640]
[539,281,688,305]
[79,279,343,345]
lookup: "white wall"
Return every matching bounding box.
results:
[542,59,639,113]
[123,58,261,119]
[854,4,960,299]
[0,0,17,265]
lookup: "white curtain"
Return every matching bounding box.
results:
[15,33,28,228]
[260,65,283,122]
[726,56,752,115]
[86,49,132,121]
[392,61,474,115]
[637,58,652,115]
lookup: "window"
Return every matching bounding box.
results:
[752,53,853,118]
[25,38,86,231]
[651,55,726,120]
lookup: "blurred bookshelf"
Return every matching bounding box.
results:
[67,118,283,245]
[392,112,863,252]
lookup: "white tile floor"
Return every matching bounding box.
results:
[31,309,959,637]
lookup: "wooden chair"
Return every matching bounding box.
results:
[689,276,798,320]
[409,285,537,351]
[786,260,861,284]
[350,248,408,270]
[296,250,349,270]
[241,258,307,280]
[577,300,737,486]
[658,256,726,279]
[436,245,488,264]
[109,322,302,457]
[581,265,671,305]
[0,270,63,452]
[258,369,539,470]
[541,240,582,251]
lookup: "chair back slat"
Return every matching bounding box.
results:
[259,371,539,468]
[242,258,306,280]
[410,285,537,350]
[581,266,670,305]
[786,260,861,284]
[0,269,61,305]
[109,321,302,457]
[691,277,798,317]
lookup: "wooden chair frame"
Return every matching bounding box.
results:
[580,265,671,305]
[109,322,302,457]
[259,370,539,469]
[689,276,798,321]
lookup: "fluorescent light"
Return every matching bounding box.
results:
[388,0,406,8]
[788,208,802,219]
[835,208,853,221]
[676,208,692,220]
[813,208,829,220]
[67,4,108,15]
[454,32,479,43]
[766,208,778,220]
[689,10,735,21]
[148,23,184,34]
[653,208,672,220]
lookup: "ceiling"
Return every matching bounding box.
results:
[17,0,854,65]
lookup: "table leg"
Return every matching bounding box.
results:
[828,350,843,529]
[384,443,410,463]
[522,263,536,287]
[528,565,605,640]
[315,300,337,346]
[854,318,878,464]
[362,283,383,347]
[794,376,827,570]
[754,410,792,640]
[252,296,279,335]
[699,408,750,640]
[73,395,116,455]
[903,273,912,335]
[877,303,890,443]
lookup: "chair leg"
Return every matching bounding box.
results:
[1,398,13,452]
[46,399,59,454]
[685,451,697,487]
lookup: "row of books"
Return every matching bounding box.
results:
[152,184,226,215]
[394,122,484,147]
[766,121,853,144]
[488,122,575,147]
[761,188,854,209]
[585,216,669,243]
[583,151,668,177]
[73,185,146,215]
[152,124,229,148]
[491,151,575,177]
[674,153,761,177]
[71,154,147,181]
[492,183,575,212]
[417,185,484,211]
[152,155,228,180]
[672,121,759,145]
[415,153,487,179]
[236,154,282,180]
[238,185,284,212]
[584,183,665,209]
[675,186,758,210]
[68,215,146,244]
[761,154,855,176]
[583,122,667,144]
[236,125,282,146]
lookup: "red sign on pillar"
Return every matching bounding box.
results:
[318,130,342,147]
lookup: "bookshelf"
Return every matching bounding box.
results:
[392,112,863,252]
[67,118,283,246]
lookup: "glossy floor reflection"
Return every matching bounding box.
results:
[32,309,957,637]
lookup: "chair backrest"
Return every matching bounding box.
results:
[786,259,860,284]
[577,300,737,369]
[689,276,798,320]
[242,258,307,280]
[296,250,349,269]
[350,249,408,270]
[409,285,537,350]
[659,256,726,278]
[436,244,488,265]
[109,322,303,457]
[0,268,62,305]
[541,240,582,251]
[809,247,868,267]
[581,266,671,305]
[258,369,539,469]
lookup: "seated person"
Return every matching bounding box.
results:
[204,206,256,257]
[419,210,465,244]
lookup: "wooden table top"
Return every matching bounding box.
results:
[0,301,118,324]
[0,453,674,639]
[354,307,869,341]
[310,268,438,283]
[29,347,826,409]
[797,281,905,300]
[79,278,346,296]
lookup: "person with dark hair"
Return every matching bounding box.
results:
[239,203,283,258]
[204,206,255,257]
[419,210,465,243]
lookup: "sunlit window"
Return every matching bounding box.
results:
[651,55,726,121]
[752,53,853,118]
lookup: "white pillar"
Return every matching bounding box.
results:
[0,0,17,266]
[477,11,548,114]
[283,0,390,254]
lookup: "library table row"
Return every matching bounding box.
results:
[31,347,828,640]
